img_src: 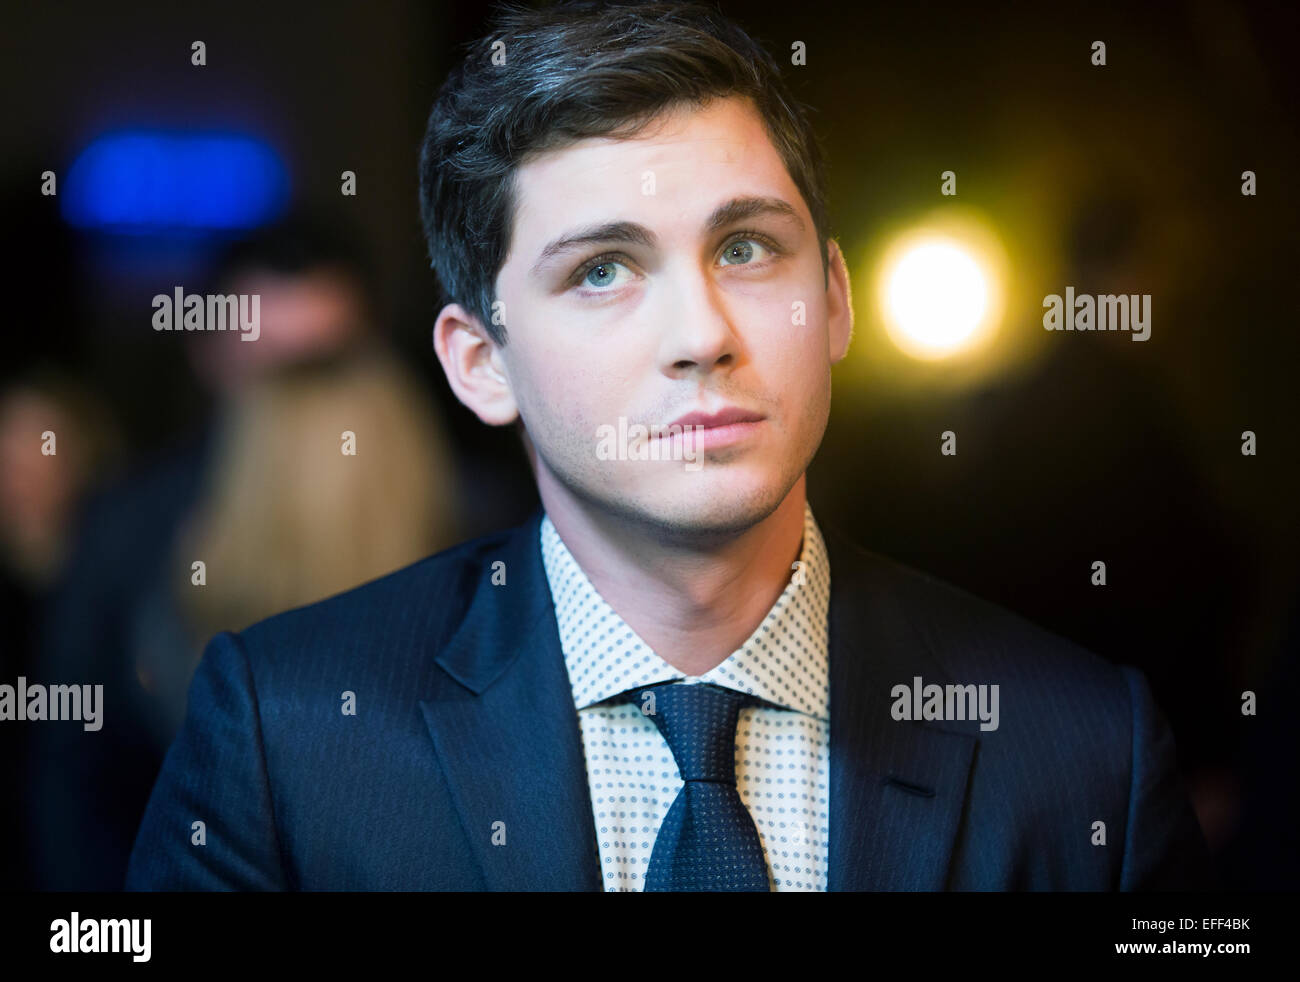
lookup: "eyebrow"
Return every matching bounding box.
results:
[529,195,806,277]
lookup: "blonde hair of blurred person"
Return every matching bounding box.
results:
[172,256,463,651]
[174,343,462,647]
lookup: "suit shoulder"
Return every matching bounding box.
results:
[828,524,1126,695]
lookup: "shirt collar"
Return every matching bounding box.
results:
[540,501,831,721]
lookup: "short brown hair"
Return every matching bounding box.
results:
[418,0,832,346]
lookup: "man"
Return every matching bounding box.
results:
[127,0,1210,891]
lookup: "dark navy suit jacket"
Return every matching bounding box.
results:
[126,506,1211,890]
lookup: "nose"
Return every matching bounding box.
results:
[657,262,741,377]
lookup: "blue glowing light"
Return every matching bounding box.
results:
[62,131,289,232]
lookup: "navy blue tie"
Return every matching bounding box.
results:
[622,680,771,891]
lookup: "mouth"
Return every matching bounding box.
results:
[656,405,767,453]
[667,406,766,430]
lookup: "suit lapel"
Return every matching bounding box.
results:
[822,520,976,891]
[418,506,975,891]
[419,507,602,890]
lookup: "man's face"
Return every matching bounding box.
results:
[463,95,851,536]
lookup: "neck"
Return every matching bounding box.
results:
[537,473,807,677]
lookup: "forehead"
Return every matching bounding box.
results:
[505,95,802,256]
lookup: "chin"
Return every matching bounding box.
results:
[622,473,791,536]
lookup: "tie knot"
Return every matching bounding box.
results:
[623,681,755,783]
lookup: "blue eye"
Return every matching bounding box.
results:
[583,259,630,290]
[719,237,769,266]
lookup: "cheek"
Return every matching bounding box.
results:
[753,313,828,385]
[514,352,608,454]
[539,335,640,414]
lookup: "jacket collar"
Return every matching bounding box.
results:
[420,505,975,890]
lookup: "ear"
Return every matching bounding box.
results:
[825,238,854,364]
[432,303,519,426]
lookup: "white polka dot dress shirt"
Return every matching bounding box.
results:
[539,502,831,891]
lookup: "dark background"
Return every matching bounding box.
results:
[2,0,1296,889]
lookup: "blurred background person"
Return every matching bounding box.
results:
[0,376,121,590]
[0,372,122,890]
[24,211,465,889]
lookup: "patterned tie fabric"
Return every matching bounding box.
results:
[620,680,772,891]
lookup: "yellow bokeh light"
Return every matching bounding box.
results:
[875,222,1005,361]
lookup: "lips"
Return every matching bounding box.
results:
[668,406,766,429]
